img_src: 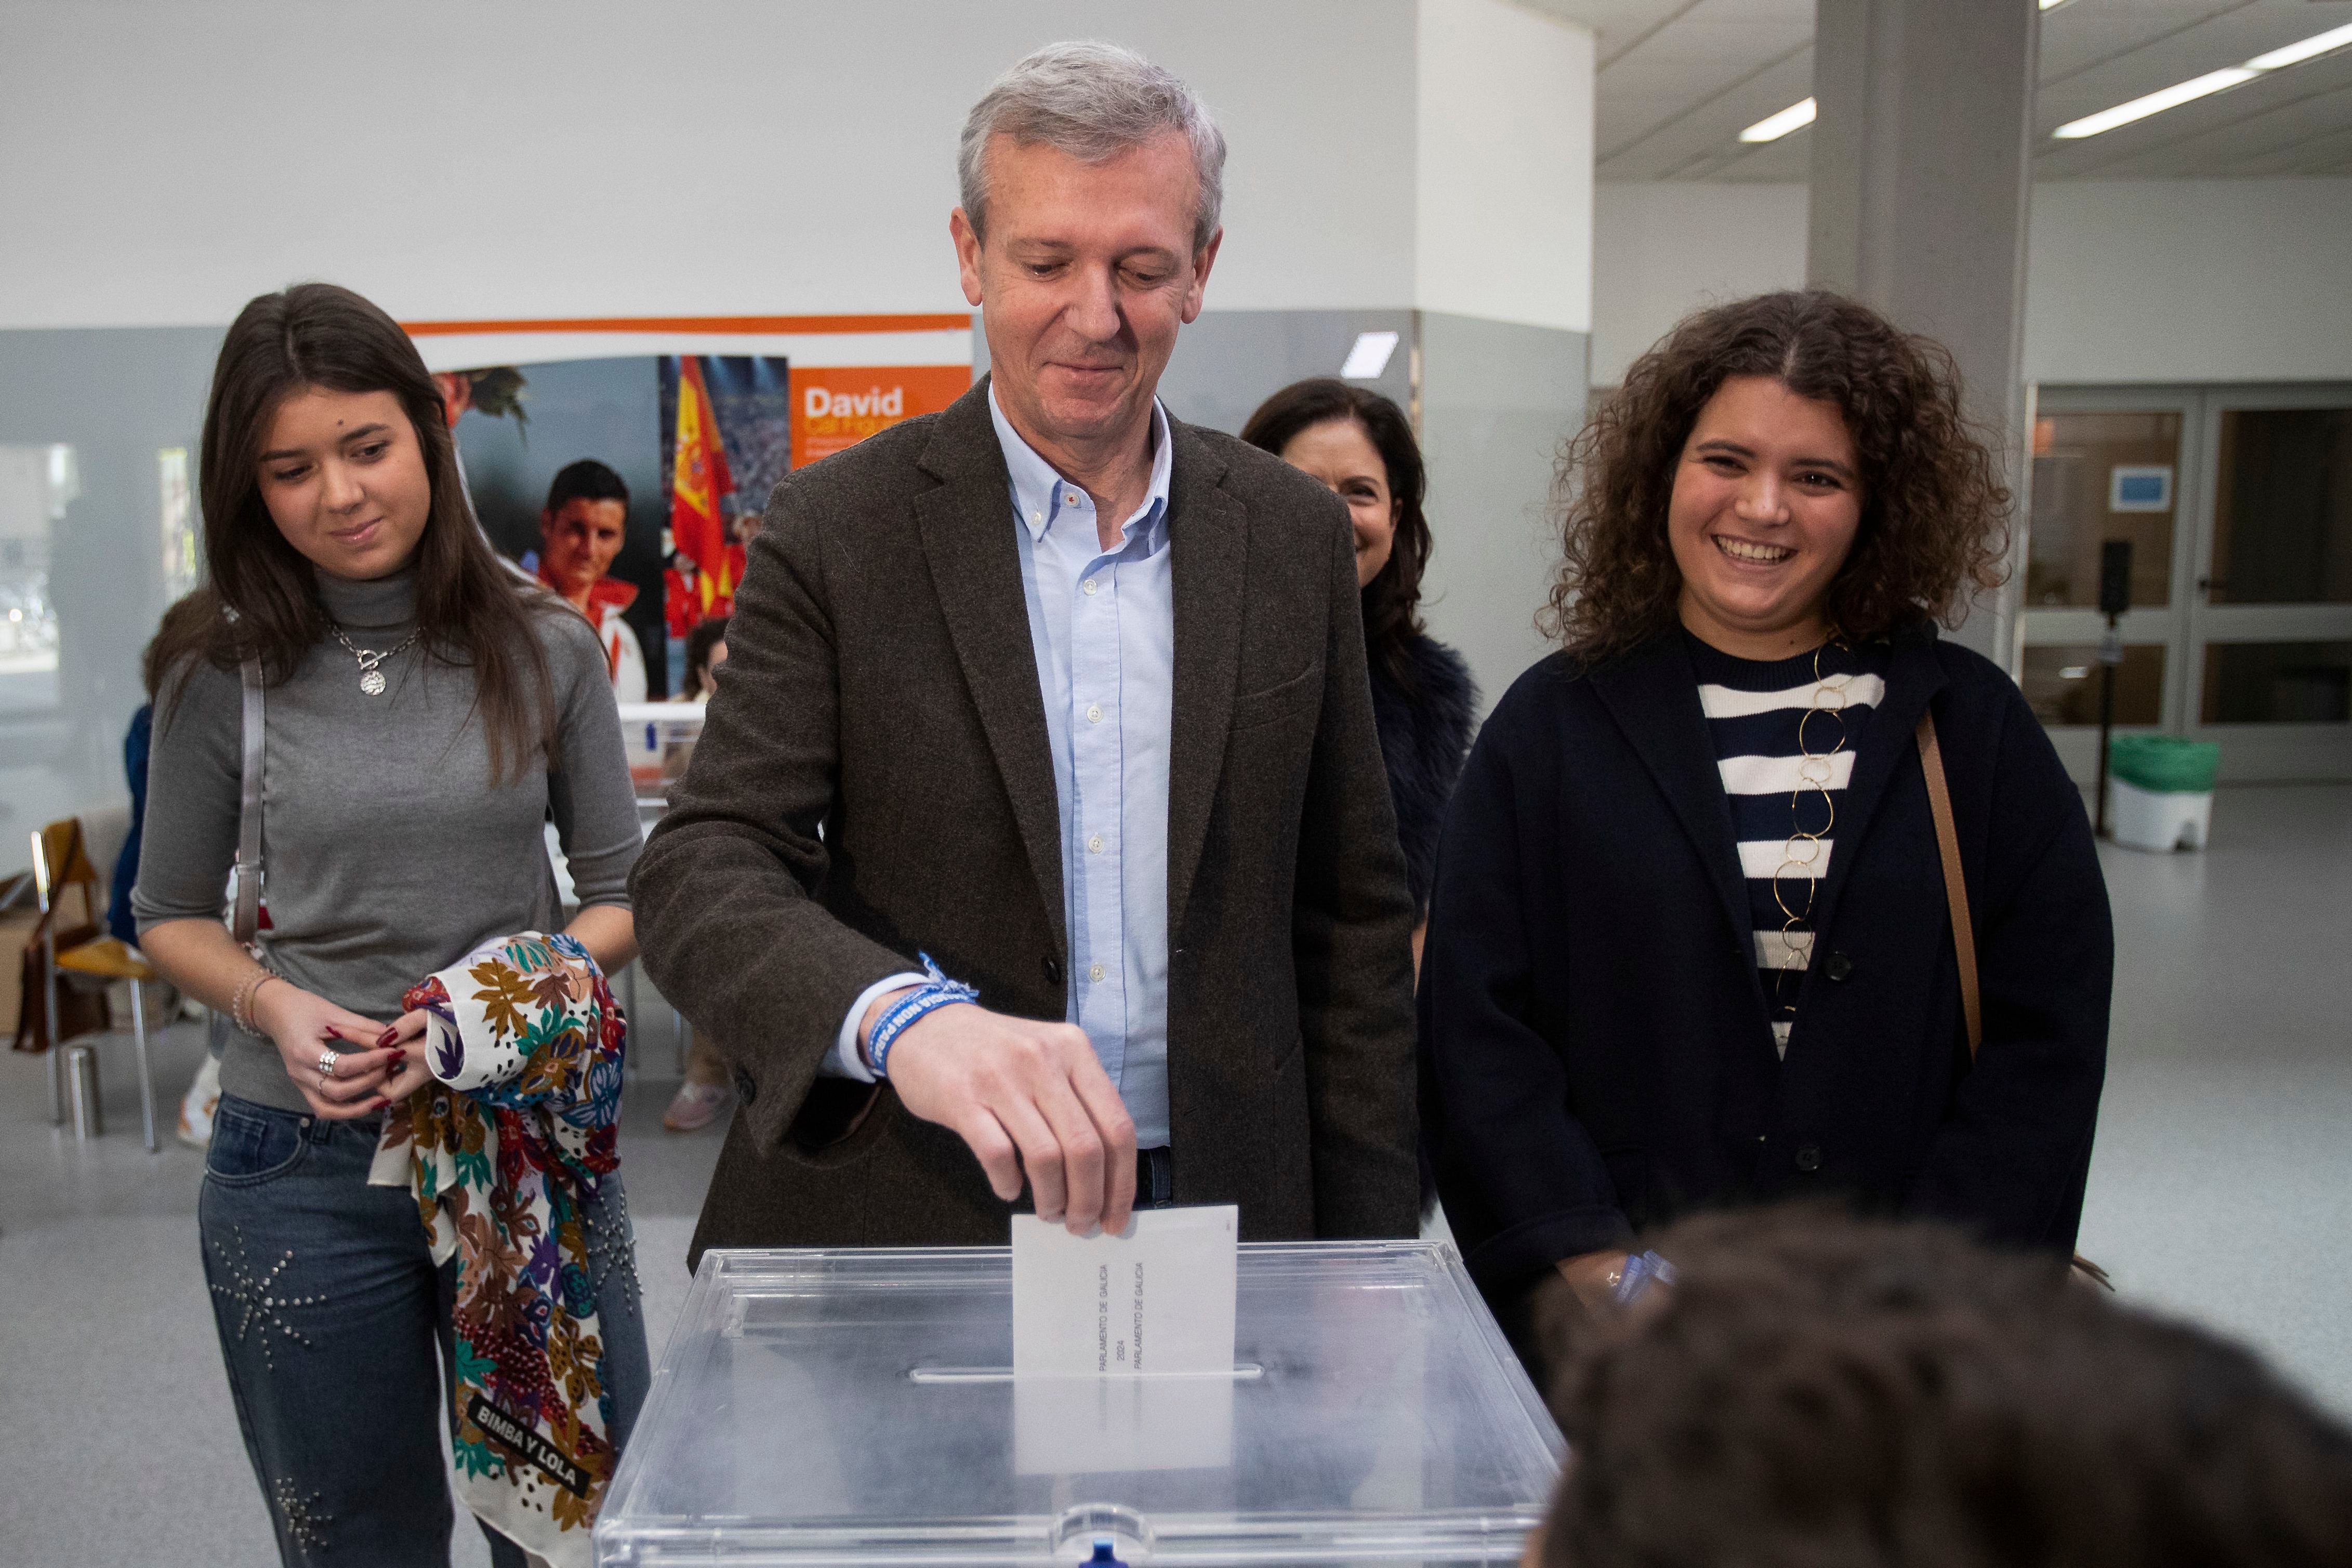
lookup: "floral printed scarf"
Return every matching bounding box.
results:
[367,931,628,1568]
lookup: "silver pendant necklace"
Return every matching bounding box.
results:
[330,623,420,696]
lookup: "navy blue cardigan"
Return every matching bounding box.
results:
[1419,623,2111,1293]
[1367,631,1477,915]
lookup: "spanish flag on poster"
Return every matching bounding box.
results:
[668,356,746,632]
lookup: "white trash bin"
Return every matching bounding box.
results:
[2107,775,2212,852]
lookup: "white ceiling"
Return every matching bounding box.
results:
[1516,0,2352,181]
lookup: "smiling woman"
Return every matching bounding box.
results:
[1547,289,2009,662]
[1420,291,2113,1387]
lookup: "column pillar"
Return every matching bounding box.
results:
[1808,0,2039,665]
[1411,0,1596,705]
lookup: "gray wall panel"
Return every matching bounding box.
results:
[1417,313,1588,715]
[0,326,223,833]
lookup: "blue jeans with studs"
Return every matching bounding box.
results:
[199,1092,651,1566]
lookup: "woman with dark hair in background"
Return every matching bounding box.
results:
[676,614,730,701]
[1241,379,1475,973]
[135,282,650,1565]
[1419,291,2110,1371]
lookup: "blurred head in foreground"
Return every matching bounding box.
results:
[1535,1208,2352,1568]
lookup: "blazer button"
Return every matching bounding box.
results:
[1794,1144,1822,1173]
[732,1066,757,1105]
[1043,956,1064,987]
[1824,951,1854,982]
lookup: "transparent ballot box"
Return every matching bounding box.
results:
[615,700,707,799]
[598,1241,1564,1566]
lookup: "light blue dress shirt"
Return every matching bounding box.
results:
[830,390,1178,1150]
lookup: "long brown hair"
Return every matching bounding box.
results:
[1239,378,1433,691]
[154,283,558,785]
[1547,290,2009,663]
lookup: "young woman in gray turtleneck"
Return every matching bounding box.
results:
[134,283,649,1567]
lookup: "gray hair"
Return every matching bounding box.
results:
[959,41,1227,257]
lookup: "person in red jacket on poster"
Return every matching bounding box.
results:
[537,460,647,702]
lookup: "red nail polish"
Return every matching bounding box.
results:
[389,1049,406,1069]
[376,1027,398,1048]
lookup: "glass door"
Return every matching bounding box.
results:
[2187,389,2352,780]
[2023,386,2352,783]
[2020,392,2196,781]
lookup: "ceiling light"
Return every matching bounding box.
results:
[1339,331,1399,380]
[1740,97,1816,143]
[2053,68,2257,138]
[2039,0,2075,10]
[2054,20,2352,140]
[2246,21,2352,73]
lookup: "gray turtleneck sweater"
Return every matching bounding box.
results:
[133,568,641,1114]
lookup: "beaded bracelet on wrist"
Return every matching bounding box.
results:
[230,965,277,1035]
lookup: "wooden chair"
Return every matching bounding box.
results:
[30,818,161,1151]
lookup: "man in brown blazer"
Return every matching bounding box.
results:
[631,42,1418,1260]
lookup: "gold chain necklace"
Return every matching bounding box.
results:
[1768,641,1853,1015]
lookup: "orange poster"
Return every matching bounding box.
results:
[791,365,971,468]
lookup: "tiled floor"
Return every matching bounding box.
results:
[2071,783,2352,1408]
[1,786,2346,1564]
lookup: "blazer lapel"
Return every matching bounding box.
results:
[1588,632,1753,949]
[1165,419,1247,937]
[913,381,1067,955]
[1808,624,1948,941]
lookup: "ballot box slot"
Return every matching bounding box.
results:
[908,1364,1267,1385]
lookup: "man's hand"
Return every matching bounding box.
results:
[877,998,1138,1236]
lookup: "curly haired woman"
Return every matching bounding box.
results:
[1419,291,2111,1368]
[1239,379,1477,977]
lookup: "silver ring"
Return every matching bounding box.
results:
[316,1049,339,1079]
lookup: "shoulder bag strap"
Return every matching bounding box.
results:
[1915,710,1981,1058]
[1919,705,2112,1288]
[233,657,266,953]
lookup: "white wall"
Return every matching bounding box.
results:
[1591,178,2352,388]
[1415,0,1594,332]
[0,0,1418,328]
[2025,180,2352,386]
[1589,182,1810,385]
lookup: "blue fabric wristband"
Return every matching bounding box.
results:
[1613,1249,1679,1308]
[866,953,980,1080]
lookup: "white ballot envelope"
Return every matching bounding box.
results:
[1010,1204,1241,1474]
[1011,1204,1239,1377]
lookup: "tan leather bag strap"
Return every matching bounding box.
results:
[1918,709,2111,1289]
[1915,711,1981,1058]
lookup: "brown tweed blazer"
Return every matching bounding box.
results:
[631,378,1419,1263]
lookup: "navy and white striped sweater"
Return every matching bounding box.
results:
[1686,633,1892,1056]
